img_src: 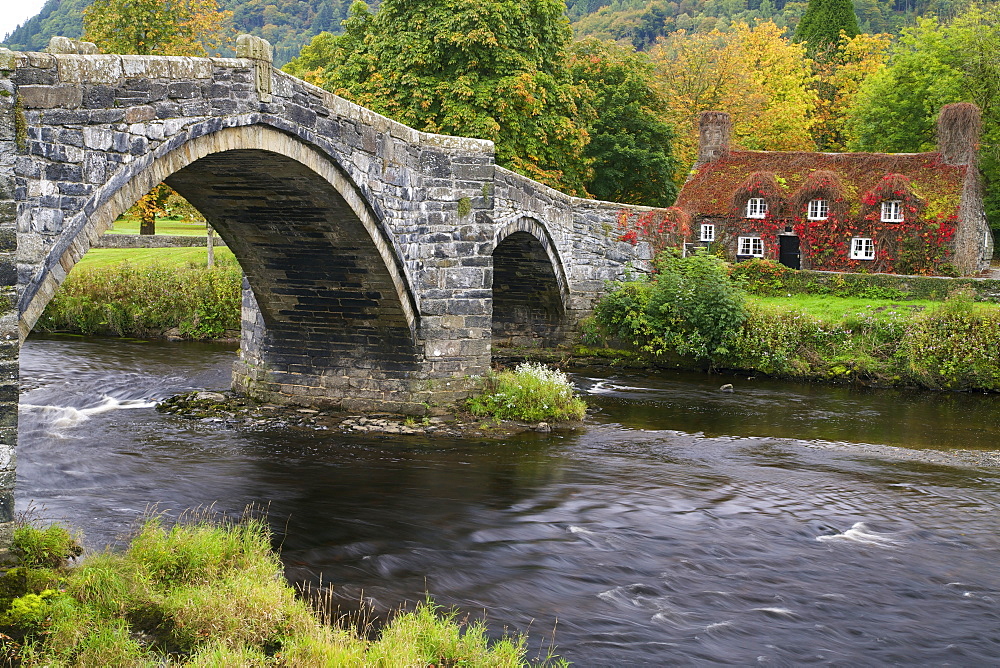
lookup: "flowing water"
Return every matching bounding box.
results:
[17,335,1000,664]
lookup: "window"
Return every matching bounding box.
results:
[851,237,875,260]
[738,236,765,257]
[881,200,903,222]
[807,198,829,221]
[746,198,768,219]
[700,224,715,242]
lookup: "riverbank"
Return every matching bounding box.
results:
[0,516,551,666]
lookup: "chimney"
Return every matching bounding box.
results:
[695,111,731,168]
[937,103,981,166]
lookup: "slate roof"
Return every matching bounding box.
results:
[675,150,967,220]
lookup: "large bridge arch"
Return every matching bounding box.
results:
[19,124,418,342]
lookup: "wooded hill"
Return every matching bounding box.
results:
[2,0,952,65]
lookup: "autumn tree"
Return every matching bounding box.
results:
[83,0,232,56]
[651,22,817,180]
[568,39,677,207]
[810,32,891,150]
[285,0,591,195]
[84,0,232,234]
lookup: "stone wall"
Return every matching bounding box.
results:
[94,233,224,248]
[0,51,19,553]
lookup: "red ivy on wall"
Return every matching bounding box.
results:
[616,207,692,254]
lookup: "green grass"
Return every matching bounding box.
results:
[106,217,210,236]
[749,294,939,322]
[750,293,1000,322]
[1,516,560,667]
[75,247,236,271]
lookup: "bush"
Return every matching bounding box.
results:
[729,257,790,296]
[592,250,746,363]
[467,362,587,423]
[647,250,746,360]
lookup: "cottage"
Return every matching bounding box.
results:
[673,104,992,276]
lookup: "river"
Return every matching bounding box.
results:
[17,335,1000,664]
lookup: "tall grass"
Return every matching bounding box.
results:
[36,258,241,340]
[0,513,560,666]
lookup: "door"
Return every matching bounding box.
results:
[778,235,800,269]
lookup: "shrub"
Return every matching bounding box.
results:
[729,257,790,296]
[647,250,747,360]
[467,362,587,422]
[591,279,654,347]
[903,302,1000,390]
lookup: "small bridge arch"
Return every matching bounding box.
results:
[491,216,572,348]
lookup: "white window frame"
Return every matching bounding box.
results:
[746,197,768,219]
[850,237,875,260]
[738,236,765,257]
[881,200,904,222]
[700,223,715,242]
[807,198,829,221]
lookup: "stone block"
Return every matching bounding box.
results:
[47,37,98,55]
[125,105,156,123]
[57,55,124,84]
[18,85,82,109]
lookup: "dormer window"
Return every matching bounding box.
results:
[807,198,829,221]
[746,198,768,219]
[881,200,904,222]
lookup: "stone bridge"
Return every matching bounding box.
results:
[0,34,656,416]
[0,35,658,525]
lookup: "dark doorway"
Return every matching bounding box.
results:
[778,235,801,269]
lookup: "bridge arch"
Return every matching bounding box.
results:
[20,123,418,342]
[490,216,572,348]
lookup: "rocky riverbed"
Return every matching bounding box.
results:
[155,391,575,437]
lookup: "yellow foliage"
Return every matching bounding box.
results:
[651,22,818,180]
[811,32,892,150]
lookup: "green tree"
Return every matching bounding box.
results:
[567,39,677,207]
[793,0,860,55]
[83,0,232,56]
[284,0,592,195]
[844,7,1000,229]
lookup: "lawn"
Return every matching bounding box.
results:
[75,246,237,270]
[749,293,999,322]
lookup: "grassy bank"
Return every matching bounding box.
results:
[37,249,241,340]
[590,254,1000,392]
[1,515,559,666]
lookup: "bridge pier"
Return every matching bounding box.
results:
[233,281,484,414]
